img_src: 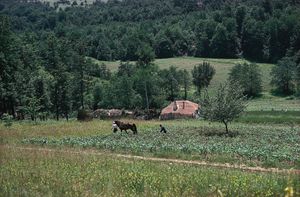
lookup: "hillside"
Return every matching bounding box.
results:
[91,57,300,111]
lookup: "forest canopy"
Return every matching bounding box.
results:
[1,0,300,120]
[1,0,300,63]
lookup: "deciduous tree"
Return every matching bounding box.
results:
[192,62,215,95]
[201,82,247,133]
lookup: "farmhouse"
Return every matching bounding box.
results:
[159,100,199,120]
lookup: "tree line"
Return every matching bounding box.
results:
[1,0,300,121]
[1,0,300,63]
[0,14,198,120]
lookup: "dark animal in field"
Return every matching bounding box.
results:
[113,120,137,134]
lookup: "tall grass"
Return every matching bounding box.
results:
[1,146,299,196]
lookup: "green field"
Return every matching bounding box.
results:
[22,121,300,169]
[1,145,299,197]
[1,119,300,196]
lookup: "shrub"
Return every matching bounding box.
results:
[1,113,13,127]
[77,109,93,121]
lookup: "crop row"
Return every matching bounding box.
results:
[22,125,300,164]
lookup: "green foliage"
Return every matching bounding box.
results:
[160,66,182,101]
[77,109,92,121]
[117,62,136,77]
[1,113,13,127]
[210,22,237,58]
[136,43,155,66]
[2,0,300,62]
[2,146,299,196]
[229,62,262,97]
[271,57,297,95]
[1,0,300,118]
[201,82,247,133]
[192,62,216,95]
[181,69,191,100]
[23,96,42,121]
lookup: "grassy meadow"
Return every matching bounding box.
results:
[1,119,300,196]
[1,145,299,197]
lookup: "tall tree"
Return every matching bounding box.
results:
[0,15,20,118]
[192,62,216,95]
[271,57,297,95]
[229,62,262,97]
[210,22,237,58]
[160,66,181,101]
[133,64,164,110]
[181,69,191,100]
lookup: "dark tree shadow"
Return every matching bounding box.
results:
[270,89,294,97]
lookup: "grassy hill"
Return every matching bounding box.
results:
[91,56,273,90]
[91,57,300,112]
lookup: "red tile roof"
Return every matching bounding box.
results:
[160,100,199,119]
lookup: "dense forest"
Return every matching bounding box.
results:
[1,0,300,120]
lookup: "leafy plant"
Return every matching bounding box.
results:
[200,82,247,133]
[1,113,13,127]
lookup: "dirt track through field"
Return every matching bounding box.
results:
[2,145,300,175]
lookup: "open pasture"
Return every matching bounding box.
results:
[1,118,300,196]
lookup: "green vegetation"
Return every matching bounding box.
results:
[94,56,273,92]
[238,111,300,124]
[229,63,262,97]
[1,146,299,196]
[271,57,298,95]
[1,0,300,119]
[2,119,294,169]
[1,0,300,196]
[201,83,247,133]
[192,62,216,95]
[94,57,299,112]
[1,119,300,195]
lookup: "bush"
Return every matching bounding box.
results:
[77,109,93,121]
[1,113,13,127]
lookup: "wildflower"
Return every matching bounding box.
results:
[284,187,294,197]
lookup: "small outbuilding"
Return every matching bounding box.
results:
[159,100,199,120]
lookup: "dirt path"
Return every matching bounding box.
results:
[2,145,300,175]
